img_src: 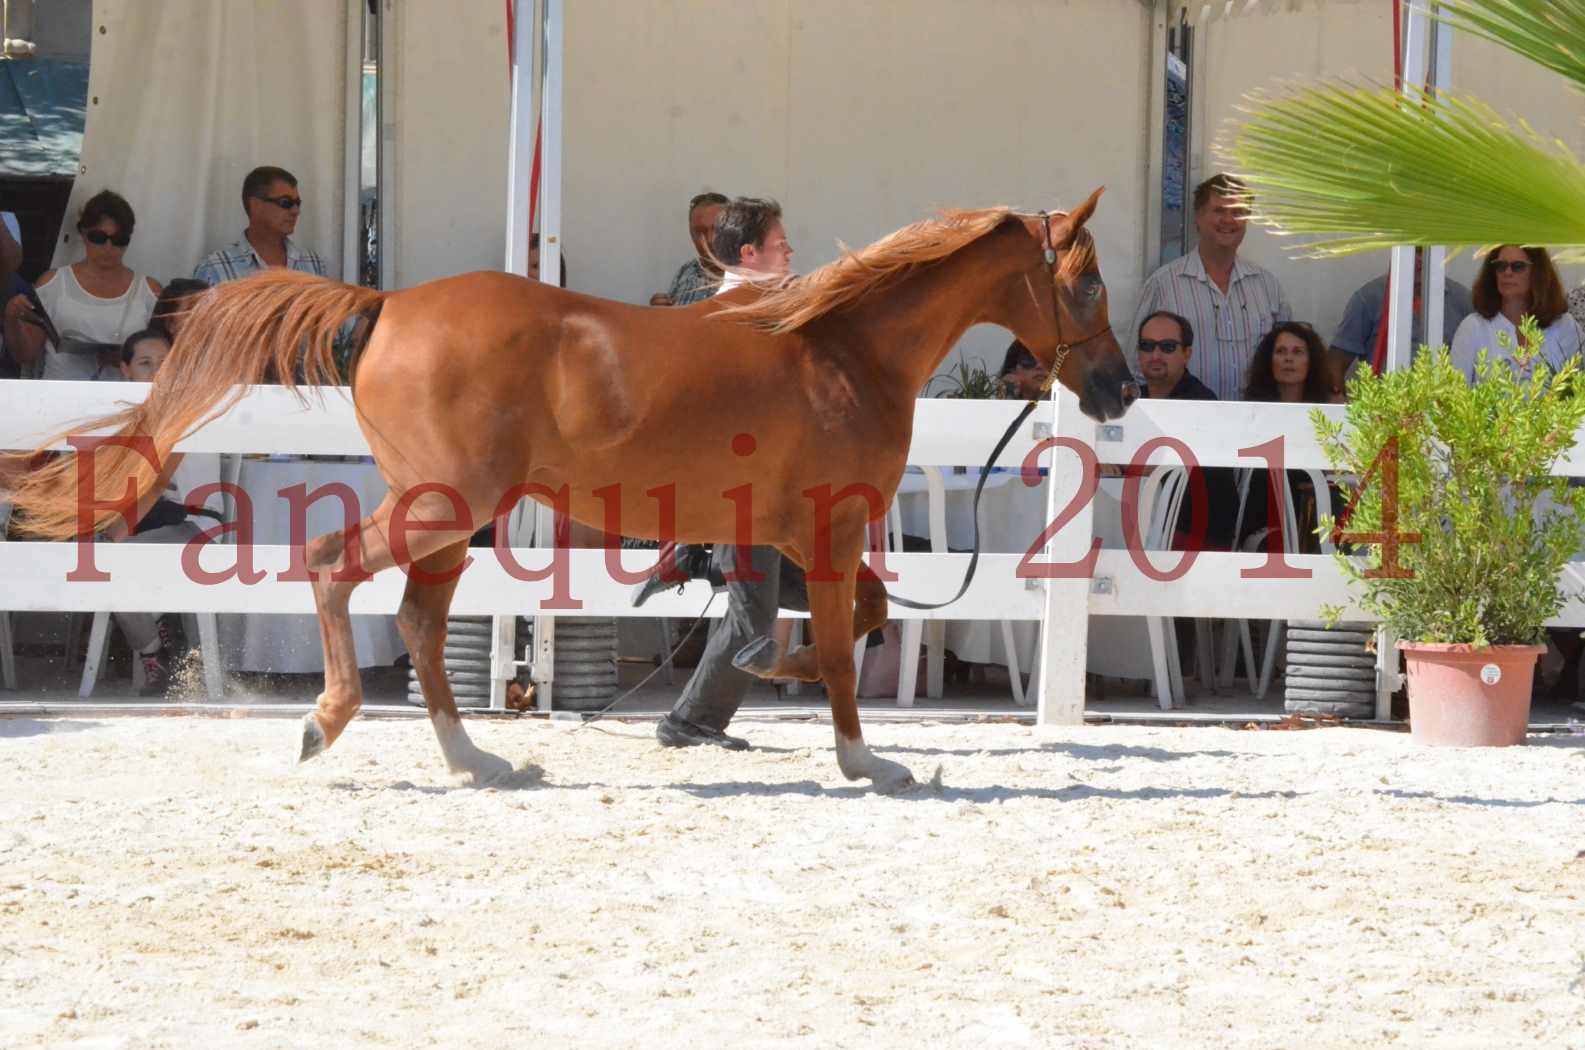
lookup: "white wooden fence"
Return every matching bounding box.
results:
[7,378,1583,722]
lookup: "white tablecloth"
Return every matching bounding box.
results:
[217,457,404,674]
[892,468,1154,678]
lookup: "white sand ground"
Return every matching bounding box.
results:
[1,714,1582,1049]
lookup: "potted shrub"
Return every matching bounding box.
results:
[1312,317,1585,746]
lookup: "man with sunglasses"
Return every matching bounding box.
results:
[1136,311,1214,401]
[1136,310,1237,554]
[193,166,326,286]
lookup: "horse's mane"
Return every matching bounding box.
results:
[712,206,1097,335]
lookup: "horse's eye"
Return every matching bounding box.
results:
[1085,277,1104,301]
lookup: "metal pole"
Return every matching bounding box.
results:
[504,0,536,278]
[1383,1,1431,375]
[1421,3,1453,354]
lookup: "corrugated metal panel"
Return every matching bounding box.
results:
[0,58,88,178]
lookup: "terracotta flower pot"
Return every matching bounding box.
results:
[1396,641,1544,747]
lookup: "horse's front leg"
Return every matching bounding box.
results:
[805,533,915,793]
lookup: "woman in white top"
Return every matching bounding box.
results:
[1449,244,1580,382]
[1,190,160,380]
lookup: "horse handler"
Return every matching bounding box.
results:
[631,196,801,749]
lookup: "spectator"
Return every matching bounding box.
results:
[650,191,728,306]
[102,327,202,695]
[0,208,20,286]
[1450,245,1580,381]
[193,165,326,284]
[1136,310,1236,551]
[632,196,801,750]
[149,278,211,342]
[1329,255,1473,390]
[1135,310,1215,401]
[998,340,1049,399]
[1,211,27,379]
[1237,322,1340,561]
[2,190,161,380]
[528,232,568,287]
[1132,174,1290,399]
[1242,321,1338,404]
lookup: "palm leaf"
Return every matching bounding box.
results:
[1223,83,1585,258]
[1436,1,1585,94]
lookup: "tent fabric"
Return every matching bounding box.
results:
[55,0,346,284]
[0,57,89,178]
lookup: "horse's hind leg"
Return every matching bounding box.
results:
[397,539,512,783]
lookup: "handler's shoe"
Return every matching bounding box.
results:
[655,713,750,751]
[631,543,715,608]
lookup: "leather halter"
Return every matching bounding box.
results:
[1034,210,1113,403]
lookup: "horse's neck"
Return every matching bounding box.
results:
[840,225,1026,394]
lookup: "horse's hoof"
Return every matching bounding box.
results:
[731,636,781,676]
[298,714,327,763]
[460,750,514,785]
[873,766,917,795]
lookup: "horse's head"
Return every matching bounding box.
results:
[1008,188,1137,421]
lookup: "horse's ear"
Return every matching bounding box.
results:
[1049,186,1105,249]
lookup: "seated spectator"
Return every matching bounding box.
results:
[1329,255,1474,390]
[102,328,205,695]
[1243,321,1338,404]
[1451,245,1580,381]
[149,277,211,342]
[650,191,727,306]
[2,190,161,380]
[1238,322,1341,557]
[997,340,1049,399]
[1136,310,1215,401]
[194,165,325,284]
[1135,310,1236,551]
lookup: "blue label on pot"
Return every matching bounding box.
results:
[1479,663,1501,686]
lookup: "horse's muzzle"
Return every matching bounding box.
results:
[1080,360,1138,422]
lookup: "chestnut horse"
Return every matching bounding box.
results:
[4,187,1136,791]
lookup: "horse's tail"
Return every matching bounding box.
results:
[2,270,387,540]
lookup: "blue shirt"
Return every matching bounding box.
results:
[1329,273,1474,361]
[193,233,326,286]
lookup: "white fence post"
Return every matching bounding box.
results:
[1036,385,1098,726]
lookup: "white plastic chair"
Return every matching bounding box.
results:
[1217,467,1337,698]
[893,467,1029,706]
[78,455,228,699]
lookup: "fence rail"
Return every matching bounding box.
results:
[6,379,1579,725]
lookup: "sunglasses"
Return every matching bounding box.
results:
[254,194,303,211]
[1491,259,1531,274]
[82,229,130,247]
[1137,339,1183,355]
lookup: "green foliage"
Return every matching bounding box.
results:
[1226,84,1585,260]
[928,354,1006,399]
[1312,317,1585,645]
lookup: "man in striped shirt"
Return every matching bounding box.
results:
[1131,174,1290,400]
[193,165,327,286]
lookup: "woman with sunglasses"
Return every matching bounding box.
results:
[1,189,160,380]
[1449,245,1579,382]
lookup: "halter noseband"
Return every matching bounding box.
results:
[1033,210,1112,403]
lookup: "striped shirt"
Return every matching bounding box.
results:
[1131,250,1291,400]
[192,233,327,286]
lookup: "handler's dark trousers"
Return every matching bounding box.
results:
[669,544,809,732]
